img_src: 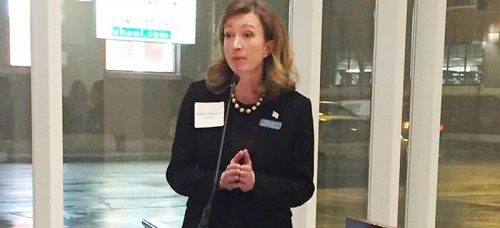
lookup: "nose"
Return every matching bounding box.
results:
[232,36,242,50]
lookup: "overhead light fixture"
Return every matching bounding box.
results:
[488,32,500,43]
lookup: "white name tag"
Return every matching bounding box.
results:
[194,102,224,128]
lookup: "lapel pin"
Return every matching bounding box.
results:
[272,111,279,119]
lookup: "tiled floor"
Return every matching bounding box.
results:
[1,157,500,228]
[0,162,186,228]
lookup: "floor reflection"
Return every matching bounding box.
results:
[436,157,500,228]
[316,151,500,228]
[0,161,186,228]
[1,156,500,227]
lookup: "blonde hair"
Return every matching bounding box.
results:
[205,0,297,99]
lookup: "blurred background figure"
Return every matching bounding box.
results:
[63,80,90,133]
[87,80,104,133]
[165,77,192,140]
[0,76,13,162]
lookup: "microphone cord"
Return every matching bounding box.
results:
[197,76,239,228]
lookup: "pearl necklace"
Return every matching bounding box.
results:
[231,93,263,114]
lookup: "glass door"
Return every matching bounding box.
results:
[317,0,376,227]
[436,0,500,227]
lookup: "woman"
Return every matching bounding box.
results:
[166,0,314,227]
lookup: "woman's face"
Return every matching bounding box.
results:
[223,12,272,78]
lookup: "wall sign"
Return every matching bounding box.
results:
[96,0,196,44]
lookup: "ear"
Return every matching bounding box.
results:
[264,40,274,58]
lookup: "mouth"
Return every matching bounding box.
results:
[232,56,245,61]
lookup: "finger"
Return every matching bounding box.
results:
[226,174,239,183]
[240,150,252,166]
[230,150,245,164]
[238,173,249,183]
[221,167,239,178]
[239,170,254,182]
[237,178,254,192]
[222,181,239,191]
[226,163,241,171]
[220,171,240,190]
[224,168,240,177]
[239,163,253,172]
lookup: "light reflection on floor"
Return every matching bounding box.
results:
[0,161,186,228]
[1,158,500,227]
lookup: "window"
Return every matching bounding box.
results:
[442,43,483,85]
[8,0,31,67]
[8,0,179,73]
[334,50,373,86]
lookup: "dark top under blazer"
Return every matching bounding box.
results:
[166,80,315,228]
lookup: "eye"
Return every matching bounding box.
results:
[244,32,254,38]
[224,32,233,39]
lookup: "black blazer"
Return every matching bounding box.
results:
[166,80,315,228]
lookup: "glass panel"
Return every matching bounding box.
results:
[61,0,290,227]
[0,0,33,226]
[436,0,500,227]
[317,0,375,227]
[399,1,415,227]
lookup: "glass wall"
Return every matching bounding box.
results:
[317,0,375,227]
[0,0,33,227]
[59,0,290,227]
[436,0,500,227]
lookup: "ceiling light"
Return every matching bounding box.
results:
[488,32,499,43]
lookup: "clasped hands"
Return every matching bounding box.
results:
[219,149,255,192]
